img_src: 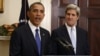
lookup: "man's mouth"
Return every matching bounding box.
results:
[35,17,41,21]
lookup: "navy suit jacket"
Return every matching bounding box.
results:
[9,23,51,56]
[51,25,90,55]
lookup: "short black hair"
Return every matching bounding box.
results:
[29,2,45,11]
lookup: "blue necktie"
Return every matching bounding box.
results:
[35,29,41,55]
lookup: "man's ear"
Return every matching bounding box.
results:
[27,11,29,17]
[77,16,79,20]
[44,13,45,17]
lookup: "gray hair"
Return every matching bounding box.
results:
[65,4,80,16]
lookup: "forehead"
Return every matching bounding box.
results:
[30,4,44,10]
[67,9,77,14]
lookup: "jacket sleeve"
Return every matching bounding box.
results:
[9,30,22,56]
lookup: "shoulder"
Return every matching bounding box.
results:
[12,24,29,34]
[77,27,86,31]
[16,24,27,30]
[40,27,50,34]
[77,27,87,32]
[52,25,66,33]
[40,27,50,38]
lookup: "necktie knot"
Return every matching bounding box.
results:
[71,27,74,31]
[36,29,39,32]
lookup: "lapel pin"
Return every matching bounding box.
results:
[42,33,45,36]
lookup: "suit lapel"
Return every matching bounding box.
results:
[62,25,72,44]
[40,28,46,54]
[62,25,75,54]
[76,27,81,54]
[25,24,38,53]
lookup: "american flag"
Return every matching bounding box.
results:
[18,0,29,27]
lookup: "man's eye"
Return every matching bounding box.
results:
[67,13,70,15]
[40,10,44,13]
[32,9,38,12]
[72,14,75,16]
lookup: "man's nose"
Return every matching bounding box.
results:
[69,15,72,18]
[37,11,41,16]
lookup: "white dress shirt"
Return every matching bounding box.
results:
[65,23,77,54]
[28,20,41,40]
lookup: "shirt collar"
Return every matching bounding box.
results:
[28,20,40,31]
[65,23,76,30]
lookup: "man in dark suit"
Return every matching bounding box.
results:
[51,4,90,55]
[9,2,51,56]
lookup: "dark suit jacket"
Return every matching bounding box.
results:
[9,23,51,56]
[51,25,90,55]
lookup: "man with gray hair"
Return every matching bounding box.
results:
[51,4,90,55]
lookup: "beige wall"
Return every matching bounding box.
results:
[0,0,51,56]
[0,40,10,56]
[0,0,51,32]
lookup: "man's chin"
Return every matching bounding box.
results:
[67,23,75,27]
[35,23,40,26]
